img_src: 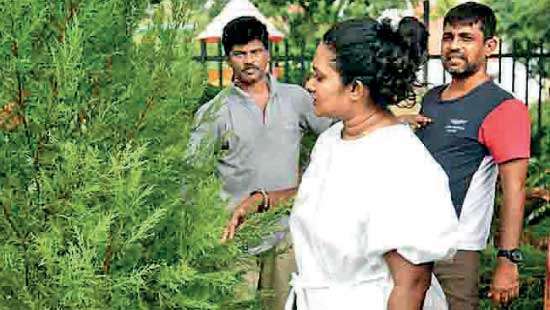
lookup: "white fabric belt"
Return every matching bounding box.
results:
[285,272,386,310]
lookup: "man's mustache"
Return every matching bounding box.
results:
[242,65,260,71]
[443,53,466,61]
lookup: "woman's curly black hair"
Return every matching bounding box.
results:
[323,16,428,107]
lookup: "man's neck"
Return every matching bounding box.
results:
[235,75,270,115]
[446,70,490,98]
[235,75,269,96]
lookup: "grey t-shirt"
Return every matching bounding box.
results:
[188,76,332,210]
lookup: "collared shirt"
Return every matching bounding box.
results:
[188,75,332,210]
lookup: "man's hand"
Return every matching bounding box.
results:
[220,188,296,243]
[220,194,261,243]
[488,258,520,306]
[397,114,432,129]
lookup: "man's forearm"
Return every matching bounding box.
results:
[246,188,297,212]
[497,187,525,249]
[497,159,528,249]
[267,188,297,208]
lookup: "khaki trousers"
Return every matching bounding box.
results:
[238,236,296,310]
[434,250,481,310]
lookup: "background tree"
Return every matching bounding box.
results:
[254,0,416,51]
[204,0,419,84]
[0,0,254,308]
[484,0,549,78]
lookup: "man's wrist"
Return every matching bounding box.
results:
[496,257,518,268]
[496,248,523,265]
[249,189,270,212]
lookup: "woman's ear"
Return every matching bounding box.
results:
[349,79,368,101]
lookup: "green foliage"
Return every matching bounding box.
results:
[484,0,550,45]
[525,104,550,226]
[429,0,458,19]
[202,0,415,84]
[0,0,251,308]
[484,0,549,77]
[234,202,292,254]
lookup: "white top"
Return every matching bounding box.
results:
[287,122,459,310]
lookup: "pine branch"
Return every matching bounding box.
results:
[24,252,30,287]
[103,232,114,274]
[1,202,23,240]
[16,57,43,208]
[9,11,43,207]
[2,202,31,287]
[6,4,36,291]
[0,2,248,306]
[57,1,80,43]
[128,96,155,141]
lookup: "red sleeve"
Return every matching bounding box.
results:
[478,99,531,163]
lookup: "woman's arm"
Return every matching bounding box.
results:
[384,250,433,310]
[220,188,297,242]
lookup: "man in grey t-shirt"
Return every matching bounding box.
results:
[191,75,328,209]
[188,17,331,309]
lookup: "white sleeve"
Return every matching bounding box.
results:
[365,149,458,265]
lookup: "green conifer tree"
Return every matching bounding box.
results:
[0,1,251,308]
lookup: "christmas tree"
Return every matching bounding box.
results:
[0,1,254,308]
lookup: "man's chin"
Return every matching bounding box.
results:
[445,66,475,79]
[443,62,482,80]
[443,64,463,74]
[449,70,476,80]
[237,73,264,84]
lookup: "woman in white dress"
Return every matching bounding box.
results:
[223,17,458,310]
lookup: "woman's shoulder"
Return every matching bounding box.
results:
[368,123,417,149]
[377,125,446,174]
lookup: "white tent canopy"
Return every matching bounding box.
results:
[197,0,285,43]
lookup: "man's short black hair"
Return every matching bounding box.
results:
[444,2,496,40]
[222,16,269,56]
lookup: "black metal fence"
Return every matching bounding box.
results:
[193,0,548,149]
[194,39,548,143]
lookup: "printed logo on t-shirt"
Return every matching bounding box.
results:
[445,118,468,133]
